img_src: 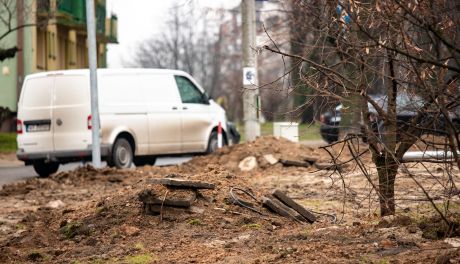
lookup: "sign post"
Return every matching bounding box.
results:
[86,0,102,168]
[242,0,261,141]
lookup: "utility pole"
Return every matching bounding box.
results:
[242,0,260,141]
[86,0,102,168]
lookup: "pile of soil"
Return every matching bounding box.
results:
[0,136,458,263]
[187,136,329,172]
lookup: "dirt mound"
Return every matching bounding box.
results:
[51,164,129,184]
[418,214,460,240]
[187,136,328,172]
[1,137,457,263]
[0,178,58,196]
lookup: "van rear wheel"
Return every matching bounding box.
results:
[108,138,133,169]
[33,161,59,178]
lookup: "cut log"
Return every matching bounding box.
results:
[272,189,316,223]
[279,159,310,168]
[147,178,215,189]
[262,196,303,222]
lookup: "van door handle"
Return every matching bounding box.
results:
[172,106,178,110]
[182,106,188,110]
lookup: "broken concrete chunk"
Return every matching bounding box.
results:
[46,200,65,209]
[238,156,258,171]
[279,159,310,168]
[263,154,279,165]
[314,162,342,171]
[262,196,303,222]
[272,189,316,223]
[138,189,196,207]
[444,238,460,248]
[147,178,215,189]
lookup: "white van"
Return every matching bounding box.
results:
[16,69,229,177]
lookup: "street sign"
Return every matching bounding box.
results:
[243,67,257,85]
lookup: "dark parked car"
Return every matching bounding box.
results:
[319,94,460,143]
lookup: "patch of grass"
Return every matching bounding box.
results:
[236,122,321,142]
[243,223,261,229]
[27,250,49,262]
[124,253,155,264]
[187,218,202,226]
[0,132,16,153]
[134,242,145,251]
[15,223,26,230]
[60,221,90,239]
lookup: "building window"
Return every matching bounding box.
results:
[36,29,47,70]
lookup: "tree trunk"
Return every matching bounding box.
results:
[375,154,398,216]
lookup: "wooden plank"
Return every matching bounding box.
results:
[262,196,303,222]
[279,159,310,168]
[147,178,215,189]
[272,189,316,223]
[314,162,342,171]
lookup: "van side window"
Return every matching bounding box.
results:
[174,76,207,104]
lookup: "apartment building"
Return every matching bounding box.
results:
[0,0,117,118]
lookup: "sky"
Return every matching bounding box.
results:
[105,0,241,68]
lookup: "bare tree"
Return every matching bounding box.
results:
[0,0,51,61]
[129,3,219,94]
[264,0,460,217]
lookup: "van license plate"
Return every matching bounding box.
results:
[27,124,50,132]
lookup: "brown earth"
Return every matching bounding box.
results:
[0,136,459,263]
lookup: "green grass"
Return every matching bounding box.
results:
[0,132,16,153]
[236,122,321,142]
[124,253,156,264]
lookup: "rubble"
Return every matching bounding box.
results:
[46,200,65,209]
[263,154,279,165]
[238,156,258,171]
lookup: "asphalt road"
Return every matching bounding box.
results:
[0,156,192,187]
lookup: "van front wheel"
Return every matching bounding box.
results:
[33,161,59,178]
[109,138,133,169]
[207,131,220,154]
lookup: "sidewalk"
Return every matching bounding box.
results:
[0,153,22,168]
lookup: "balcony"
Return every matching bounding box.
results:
[55,0,105,35]
[37,0,115,42]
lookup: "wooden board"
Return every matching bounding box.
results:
[272,189,316,223]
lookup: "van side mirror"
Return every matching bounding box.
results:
[202,91,210,105]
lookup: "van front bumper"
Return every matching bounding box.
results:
[17,145,112,164]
